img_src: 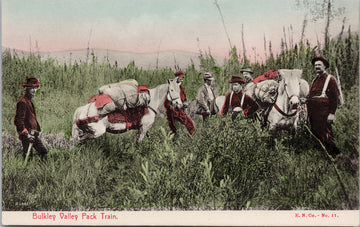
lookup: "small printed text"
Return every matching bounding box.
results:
[32,212,119,221]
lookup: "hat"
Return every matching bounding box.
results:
[311,56,329,69]
[204,72,214,80]
[240,68,254,74]
[174,71,185,77]
[22,76,41,88]
[137,85,150,94]
[228,76,245,84]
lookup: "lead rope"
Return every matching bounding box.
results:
[304,124,352,209]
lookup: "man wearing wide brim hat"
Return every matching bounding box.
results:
[164,71,195,135]
[195,72,217,120]
[307,56,341,158]
[311,55,330,69]
[240,68,256,91]
[221,76,258,118]
[240,68,254,83]
[14,76,48,160]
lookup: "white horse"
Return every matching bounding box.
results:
[72,79,182,143]
[267,69,309,131]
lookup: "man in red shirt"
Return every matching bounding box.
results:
[221,76,258,119]
[306,56,340,158]
[14,76,47,159]
[164,71,195,135]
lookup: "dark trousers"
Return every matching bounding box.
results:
[308,115,340,157]
[166,108,195,135]
[20,135,48,159]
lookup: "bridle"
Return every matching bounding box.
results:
[272,80,299,117]
[166,83,182,108]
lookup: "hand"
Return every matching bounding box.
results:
[327,114,336,123]
[233,107,242,113]
[26,133,36,143]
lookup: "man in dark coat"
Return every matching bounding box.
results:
[306,56,340,158]
[14,76,47,159]
[221,76,259,118]
[195,72,218,120]
[164,71,195,135]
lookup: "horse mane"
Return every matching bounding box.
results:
[148,83,168,111]
[277,69,303,96]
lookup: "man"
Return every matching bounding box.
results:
[164,71,195,135]
[195,72,218,120]
[14,76,48,160]
[241,68,255,91]
[221,76,258,118]
[307,56,340,158]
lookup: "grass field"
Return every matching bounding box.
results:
[2,32,359,210]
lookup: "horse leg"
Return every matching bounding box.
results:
[136,112,155,142]
[71,122,80,141]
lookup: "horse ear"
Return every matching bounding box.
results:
[296,69,303,78]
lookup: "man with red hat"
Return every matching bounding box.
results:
[164,71,195,135]
[221,76,258,118]
[14,76,47,160]
[307,56,341,158]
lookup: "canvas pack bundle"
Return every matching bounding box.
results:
[253,80,279,104]
[98,79,140,110]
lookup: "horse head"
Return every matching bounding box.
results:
[167,79,183,109]
[278,69,302,110]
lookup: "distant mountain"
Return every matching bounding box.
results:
[2,48,226,70]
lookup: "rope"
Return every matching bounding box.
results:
[303,124,353,209]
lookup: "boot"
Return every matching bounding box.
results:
[327,143,341,159]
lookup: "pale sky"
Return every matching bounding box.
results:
[2,0,359,61]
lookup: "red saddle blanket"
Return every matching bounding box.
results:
[252,69,278,84]
[107,107,149,130]
[88,94,113,108]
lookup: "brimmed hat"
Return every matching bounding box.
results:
[240,68,254,74]
[228,76,245,84]
[137,85,150,94]
[174,71,185,77]
[204,72,214,81]
[22,76,41,88]
[311,56,329,69]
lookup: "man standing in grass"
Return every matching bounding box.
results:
[164,71,195,135]
[307,56,341,158]
[221,76,258,119]
[14,76,47,160]
[195,72,218,121]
